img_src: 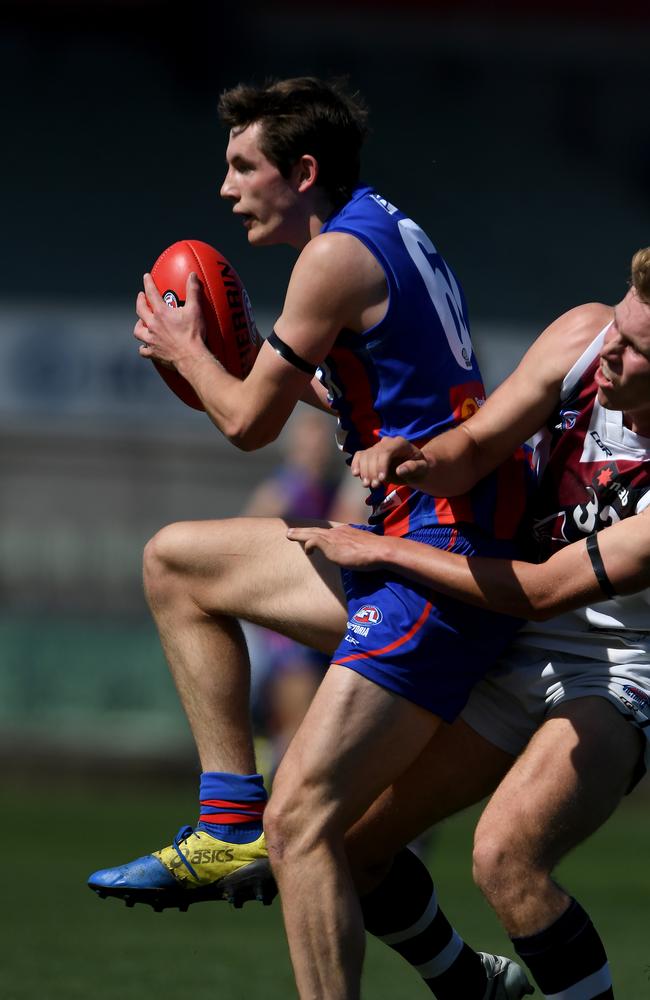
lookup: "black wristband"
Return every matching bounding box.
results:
[586,532,617,599]
[267,330,317,377]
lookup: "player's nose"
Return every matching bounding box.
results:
[220,170,238,202]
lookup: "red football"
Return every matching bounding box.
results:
[150,239,261,410]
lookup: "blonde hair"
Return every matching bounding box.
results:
[631,247,650,303]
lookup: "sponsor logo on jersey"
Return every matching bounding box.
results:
[534,464,639,548]
[449,381,486,425]
[589,429,613,458]
[163,290,181,308]
[344,633,360,645]
[460,396,483,420]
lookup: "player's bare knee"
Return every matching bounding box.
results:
[265,780,338,870]
[264,795,305,869]
[143,525,185,604]
[472,827,527,901]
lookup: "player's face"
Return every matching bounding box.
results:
[220,123,305,248]
[596,287,650,433]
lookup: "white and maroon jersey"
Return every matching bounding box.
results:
[518,325,650,662]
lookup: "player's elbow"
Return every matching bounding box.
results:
[524,582,563,621]
[224,417,282,452]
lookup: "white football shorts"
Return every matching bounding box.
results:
[461,643,650,778]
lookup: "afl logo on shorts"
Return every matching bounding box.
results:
[352,605,383,626]
[163,290,180,308]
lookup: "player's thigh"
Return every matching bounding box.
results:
[345,719,514,873]
[149,516,348,652]
[475,696,643,870]
[270,663,442,837]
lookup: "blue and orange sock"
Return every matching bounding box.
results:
[197,772,267,845]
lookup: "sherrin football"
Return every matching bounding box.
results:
[150,239,261,410]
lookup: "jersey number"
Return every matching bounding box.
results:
[398,219,473,371]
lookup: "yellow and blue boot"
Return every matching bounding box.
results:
[88,825,275,911]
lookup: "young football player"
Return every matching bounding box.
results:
[88,76,531,999]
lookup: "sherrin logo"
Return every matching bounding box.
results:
[352,605,383,625]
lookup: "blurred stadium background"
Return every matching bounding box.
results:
[2,1,649,996]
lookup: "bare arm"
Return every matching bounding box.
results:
[135,233,383,449]
[351,302,614,493]
[287,511,650,620]
[300,376,337,414]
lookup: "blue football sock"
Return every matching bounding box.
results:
[197,772,267,845]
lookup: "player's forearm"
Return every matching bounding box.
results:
[176,352,282,449]
[376,536,604,621]
[415,425,487,496]
[300,378,336,414]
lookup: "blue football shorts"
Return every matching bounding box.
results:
[331,524,523,722]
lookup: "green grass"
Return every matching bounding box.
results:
[3,781,649,998]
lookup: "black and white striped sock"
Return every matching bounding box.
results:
[512,898,613,999]
[361,848,487,998]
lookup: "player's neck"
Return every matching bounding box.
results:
[623,406,650,439]
[293,191,337,249]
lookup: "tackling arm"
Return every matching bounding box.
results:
[352,303,614,494]
[288,511,650,620]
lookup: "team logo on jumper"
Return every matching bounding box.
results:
[163,290,181,308]
[558,409,580,431]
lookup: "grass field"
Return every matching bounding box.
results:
[3,779,649,999]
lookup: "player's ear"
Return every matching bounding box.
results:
[295,154,319,193]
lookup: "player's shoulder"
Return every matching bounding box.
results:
[295,231,384,288]
[531,301,613,368]
[505,302,613,401]
[543,301,613,343]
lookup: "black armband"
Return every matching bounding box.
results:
[586,532,617,599]
[267,330,317,376]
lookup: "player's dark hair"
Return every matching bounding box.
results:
[218,76,369,208]
[631,247,650,304]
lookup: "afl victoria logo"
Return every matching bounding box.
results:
[352,605,383,626]
[163,290,180,309]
